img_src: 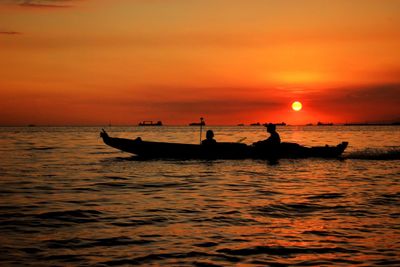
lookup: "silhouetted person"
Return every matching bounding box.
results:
[253,123,281,146]
[266,123,281,145]
[202,130,217,145]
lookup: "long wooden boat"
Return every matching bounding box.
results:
[100,130,348,159]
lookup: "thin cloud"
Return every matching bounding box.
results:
[154,99,282,115]
[0,31,21,34]
[3,0,78,8]
[311,84,400,104]
[305,83,400,122]
[106,94,283,117]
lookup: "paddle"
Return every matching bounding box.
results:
[199,117,204,144]
[237,137,247,143]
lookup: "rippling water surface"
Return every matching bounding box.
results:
[0,126,399,266]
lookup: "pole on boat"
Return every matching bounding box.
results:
[199,117,204,144]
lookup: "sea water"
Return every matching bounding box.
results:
[0,126,399,266]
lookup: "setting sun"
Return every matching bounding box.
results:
[292,101,302,111]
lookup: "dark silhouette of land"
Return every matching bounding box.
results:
[317,122,334,126]
[344,122,400,126]
[250,122,286,126]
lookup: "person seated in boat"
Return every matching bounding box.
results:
[202,130,217,145]
[253,123,281,147]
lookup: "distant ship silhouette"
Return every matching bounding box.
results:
[189,121,205,126]
[138,121,163,126]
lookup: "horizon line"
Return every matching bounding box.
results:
[1,122,399,127]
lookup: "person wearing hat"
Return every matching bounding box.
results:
[253,123,281,147]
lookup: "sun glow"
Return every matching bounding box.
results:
[292,101,302,111]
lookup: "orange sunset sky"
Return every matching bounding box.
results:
[1,0,399,125]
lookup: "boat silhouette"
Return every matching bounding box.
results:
[100,130,348,160]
